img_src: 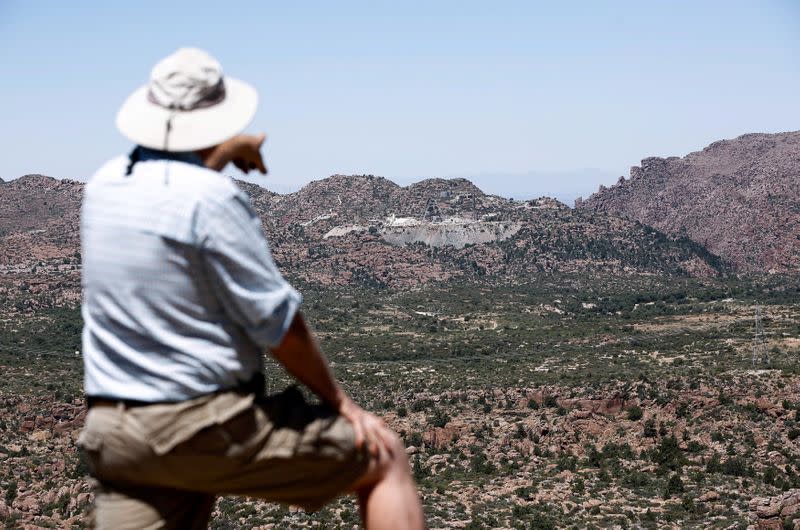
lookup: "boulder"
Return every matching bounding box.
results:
[698,491,720,502]
[29,430,52,442]
[756,503,781,518]
[756,519,783,530]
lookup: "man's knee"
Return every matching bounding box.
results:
[352,426,411,491]
[389,430,408,463]
[376,427,411,476]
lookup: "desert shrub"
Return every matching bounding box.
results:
[763,466,778,485]
[407,432,423,447]
[515,423,527,440]
[515,486,535,498]
[556,454,578,472]
[411,398,434,412]
[706,453,722,473]
[431,408,449,428]
[4,479,17,504]
[412,457,427,481]
[543,395,558,408]
[622,470,651,489]
[627,406,643,421]
[643,419,658,438]
[470,451,495,475]
[663,473,684,498]
[685,440,705,453]
[652,435,686,471]
[722,457,751,477]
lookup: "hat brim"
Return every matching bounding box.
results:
[116,77,258,152]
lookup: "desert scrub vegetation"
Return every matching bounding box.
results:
[0,273,798,528]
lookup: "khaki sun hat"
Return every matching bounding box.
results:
[116,47,258,152]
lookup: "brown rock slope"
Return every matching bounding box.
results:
[577,132,800,273]
[226,175,727,286]
[0,175,82,266]
[0,174,723,297]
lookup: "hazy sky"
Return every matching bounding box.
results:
[2,1,799,203]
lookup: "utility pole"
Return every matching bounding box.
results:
[751,303,769,367]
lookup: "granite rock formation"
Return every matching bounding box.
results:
[578,132,800,273]
[0,174,723,298]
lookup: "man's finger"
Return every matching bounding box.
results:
[373,433,390,466]
[375,425,396,457]
[350,415,365,449]
[254,153,267,174]
[362,417,391,457]
[364,419,380,456]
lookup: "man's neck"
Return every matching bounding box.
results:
[137,146,205,168]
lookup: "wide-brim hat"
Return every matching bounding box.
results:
[116,48,258,152]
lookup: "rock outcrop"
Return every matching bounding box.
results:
[749,490,800,529]
[578,132,800,273]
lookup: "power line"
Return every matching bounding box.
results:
[751,303,769,367]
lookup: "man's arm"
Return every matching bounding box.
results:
[269,312,393,456]
[193,173,392,457]
[268,312,346,408]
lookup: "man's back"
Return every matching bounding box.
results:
[81,155,299,402]
[78,48,423,530]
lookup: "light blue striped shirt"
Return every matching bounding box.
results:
[81,154,301,402]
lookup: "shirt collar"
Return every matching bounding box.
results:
[136,146,205,168]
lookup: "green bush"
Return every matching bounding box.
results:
[663,473,684,498]
[627,406,643,421]
[643,418,658,438]
[722,457,751,477]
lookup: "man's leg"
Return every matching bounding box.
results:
[92,482,215,530]
[349,426,426,530]
[153,387,425,530]
[80,389,424,528]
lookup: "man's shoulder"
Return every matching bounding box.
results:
[168,162,243,204]
[88,155,245,204]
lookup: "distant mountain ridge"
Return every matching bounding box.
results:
[0,172,722,291]
[577,131,800,273]
[245,175,723,286]
[0,174,82,266]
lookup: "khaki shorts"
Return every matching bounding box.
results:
[78,386,369,529]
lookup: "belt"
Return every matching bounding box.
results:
[86,396,169,409]
[85,374,267,409]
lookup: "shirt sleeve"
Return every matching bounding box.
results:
[196,191,301,349]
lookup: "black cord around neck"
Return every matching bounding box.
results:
[125,146,142,176]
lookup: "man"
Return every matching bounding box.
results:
[78,47,425,530]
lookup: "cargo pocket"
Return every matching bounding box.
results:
[76,429,104,452]
[77,409,107,451]
[76,412,106,476]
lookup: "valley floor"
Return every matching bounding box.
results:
[0,274,798,529]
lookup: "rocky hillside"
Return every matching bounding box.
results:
[247,175,724,287]
[577,132,800,273]
[0,173,722,301]
[0,175,82,266]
